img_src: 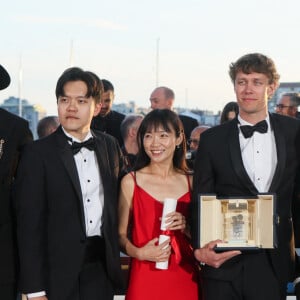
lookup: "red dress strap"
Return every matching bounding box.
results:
[186,174,191,192]
[129,171,137,185]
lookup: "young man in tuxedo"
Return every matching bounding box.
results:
[15,67,123,300]
[0,64,33,300]
[192,53,300,300]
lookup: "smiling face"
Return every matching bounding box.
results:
[234,71,276,123]
[58,80,101,140]
[143,125,182,164]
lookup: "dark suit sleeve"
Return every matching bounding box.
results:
[293,168,300,248]
[14,143,47,293]
[293,125,300,288]
[18,119,33,147]
[192,132,215,248]
[99,134,125,289]
[295,283,300,300]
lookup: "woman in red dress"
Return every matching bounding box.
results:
[118,109,200,300]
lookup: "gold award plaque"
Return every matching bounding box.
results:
[198,195,275,251]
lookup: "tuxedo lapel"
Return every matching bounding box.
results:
[92,131,111,183]
[92,133,112,232]
[228,119,258,194]
[268,114,286,192]
[55,127,86,233]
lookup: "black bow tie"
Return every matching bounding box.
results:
[70,138,95,154]
[239,120,268,138]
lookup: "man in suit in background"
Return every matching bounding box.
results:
[188,125,211,152]
[149,86,198,139]
[0,64,33,300]
[91,79,125,146]
[192,53,300,300]
[15,67,123,300]
[275,92,300,118]
[186,125,210,170]
[37,115,59,139]
[120,113,143,175]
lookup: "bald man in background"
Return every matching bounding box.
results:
[150,86,198,140]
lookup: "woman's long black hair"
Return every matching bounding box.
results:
[134,109,190,173]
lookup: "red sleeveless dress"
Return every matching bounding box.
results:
[125,174,199,300]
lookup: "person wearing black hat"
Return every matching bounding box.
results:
[0,64,33,299]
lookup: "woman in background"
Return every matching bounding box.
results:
[220,101,239,124]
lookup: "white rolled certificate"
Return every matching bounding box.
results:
[160,198,177,230]
[155,198,177,270]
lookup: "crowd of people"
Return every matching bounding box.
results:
[1,52,300,300]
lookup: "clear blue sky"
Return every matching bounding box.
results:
[1,0,300,115]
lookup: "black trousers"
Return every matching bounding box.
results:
[66,261,114,300]
[202,252,286,300]
[0,282,17,300]
[66,236,114,300]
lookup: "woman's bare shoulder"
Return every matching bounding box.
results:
[121,172,135,188]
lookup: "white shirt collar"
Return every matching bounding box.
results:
[61,127,93,143]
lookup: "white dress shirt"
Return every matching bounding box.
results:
[238,115,277,193]
[64,129,104,237]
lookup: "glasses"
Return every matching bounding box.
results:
[276,104,293,110]
[188,139,199,145]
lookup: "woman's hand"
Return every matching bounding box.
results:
[136,237,171,262]
[164,212,186,231]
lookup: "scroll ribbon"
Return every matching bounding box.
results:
[160,230,182,264]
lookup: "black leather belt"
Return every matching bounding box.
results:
[84,236,106,264]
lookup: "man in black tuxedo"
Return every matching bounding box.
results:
[192,53,300,300]
[149,86,198,140]
[91,79,125,146]
[0,64,33,300]
[15,67,123,300]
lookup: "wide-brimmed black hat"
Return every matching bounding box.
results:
[0,65,11,90]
